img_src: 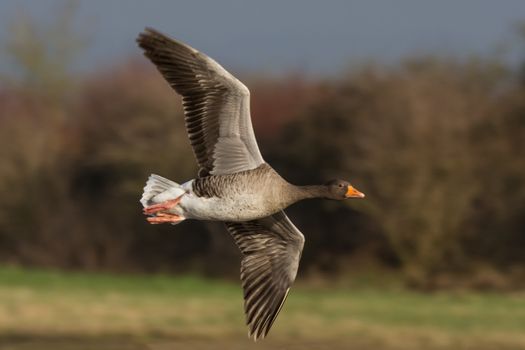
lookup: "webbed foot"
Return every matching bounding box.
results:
[143,196,182,215]
[146,212,185,224]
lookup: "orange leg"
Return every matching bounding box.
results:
[147,212,184,224]
[143,195,183,215]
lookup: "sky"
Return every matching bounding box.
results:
[1,0,525,76]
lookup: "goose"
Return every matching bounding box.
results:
[137,28,365,340]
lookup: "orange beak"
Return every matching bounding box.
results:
[345,185,365,198]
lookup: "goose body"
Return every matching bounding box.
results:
[136,28,364,340]
[181,164,297,221]
[143,164,294,222]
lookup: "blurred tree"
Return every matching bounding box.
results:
[0,2,523,288]
[3,0,86,98]
[275,57,525,287]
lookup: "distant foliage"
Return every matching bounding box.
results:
[0,14,524,288]
[276,58,525,288]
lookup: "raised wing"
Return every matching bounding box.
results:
[225,211,305,340]
[137,28,264,177]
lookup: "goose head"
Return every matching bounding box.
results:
[323,179,365,200]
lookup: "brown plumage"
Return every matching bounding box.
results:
[137,28,365,340]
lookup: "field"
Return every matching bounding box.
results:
[0,267,524,350]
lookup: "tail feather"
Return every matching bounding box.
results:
[140,174,180,207]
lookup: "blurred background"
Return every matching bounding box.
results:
[0,1,524,349]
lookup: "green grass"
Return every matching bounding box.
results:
[0,266,524,350]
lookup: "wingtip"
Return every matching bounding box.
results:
[141,26,158,35]
[248,325,268,342]
[136,27,162,45]
[248,331,256,342]
[248,331,263,342]
[136,27,199,56]
[135,30,148,46]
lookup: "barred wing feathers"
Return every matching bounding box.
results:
[225,211,305,340]
[137,28,264,177]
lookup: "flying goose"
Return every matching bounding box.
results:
[137,28,365,340]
